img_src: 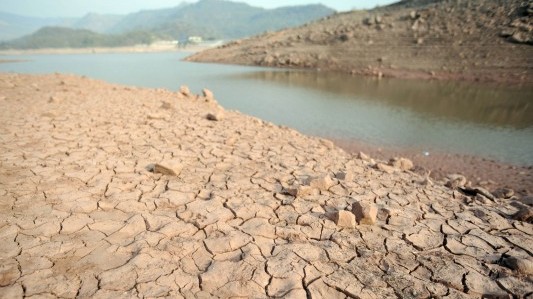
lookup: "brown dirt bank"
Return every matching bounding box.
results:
[186,0,533,85]
[332,139,533,196]
[1,73,532,298]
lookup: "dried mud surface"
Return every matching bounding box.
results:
[0,73,532,298]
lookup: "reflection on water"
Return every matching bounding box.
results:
[234,70,533,129]
[0,52,532,165]
[222,70,533,165]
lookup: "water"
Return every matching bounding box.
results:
[1,52,532,165]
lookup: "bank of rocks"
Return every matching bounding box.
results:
[187,0,533,84]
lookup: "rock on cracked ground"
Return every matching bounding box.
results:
[0,73,532,298]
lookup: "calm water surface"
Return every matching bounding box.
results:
[1,52,532,165]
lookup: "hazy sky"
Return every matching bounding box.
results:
[0,0,399,18]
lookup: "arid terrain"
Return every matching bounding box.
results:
[333,139,533,198]
[0,73,532,298]
[187,0,533,84]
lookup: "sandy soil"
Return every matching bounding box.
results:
[0,73,532,298]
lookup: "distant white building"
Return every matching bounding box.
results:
[152,40,178,47]
[188,36,203,44]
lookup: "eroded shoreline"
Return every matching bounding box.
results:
[186,1,533,85]
[332,139,533,197]
[0,73,531,298]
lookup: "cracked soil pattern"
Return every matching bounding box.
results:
[0,73,532,298]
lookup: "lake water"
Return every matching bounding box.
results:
[1,52,532,165]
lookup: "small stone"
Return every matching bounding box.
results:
[501,256,533,275]
[335,171,354,182]
[363,17,374,26]
[358,151,371,161]
[206,111,224,121]
[445,174,467,189]
[500,29,514,38]
[517,196,533,206]
[308,175,335,191]
[493,188,514,199]
[412,20,420,31]
[152,161,182,176]
[282,185,314,197]
[352,201,378,225]
[282,188,298,197]
[202,88,216,103]
[333,210,356,229]
[338,34,350,42]
[179,85,191,97]
[375,163,395,174]
[512,206,533,222]
[474,187,495,201]
[510,32,529,44]
[475,194,489,204]
[460,186,495,201]
[389,157,414,171]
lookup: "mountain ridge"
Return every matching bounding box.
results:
[0,26,156,49]
[0,0,335,43]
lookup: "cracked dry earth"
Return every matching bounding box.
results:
[0,73,532,299]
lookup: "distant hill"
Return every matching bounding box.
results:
[72,13,124,33]
[0,0,335,46]
[187,0,533,84]
[0,27,155,49]
[108,0,335,39]
[0,12,75,41]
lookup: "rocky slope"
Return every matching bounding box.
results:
[187,0,533,84]
[0,73,532,298]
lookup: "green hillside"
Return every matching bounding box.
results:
[0,0,335,49]
[0,27,156,49]
[109,0,335,39]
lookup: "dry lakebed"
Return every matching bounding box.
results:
[0,73,532,298]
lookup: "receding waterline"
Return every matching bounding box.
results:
[1,52,532,165]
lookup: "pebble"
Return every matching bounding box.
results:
[352,201,378,225]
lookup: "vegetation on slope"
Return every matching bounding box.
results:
[0,0,335,48]
[0,27,156,49]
